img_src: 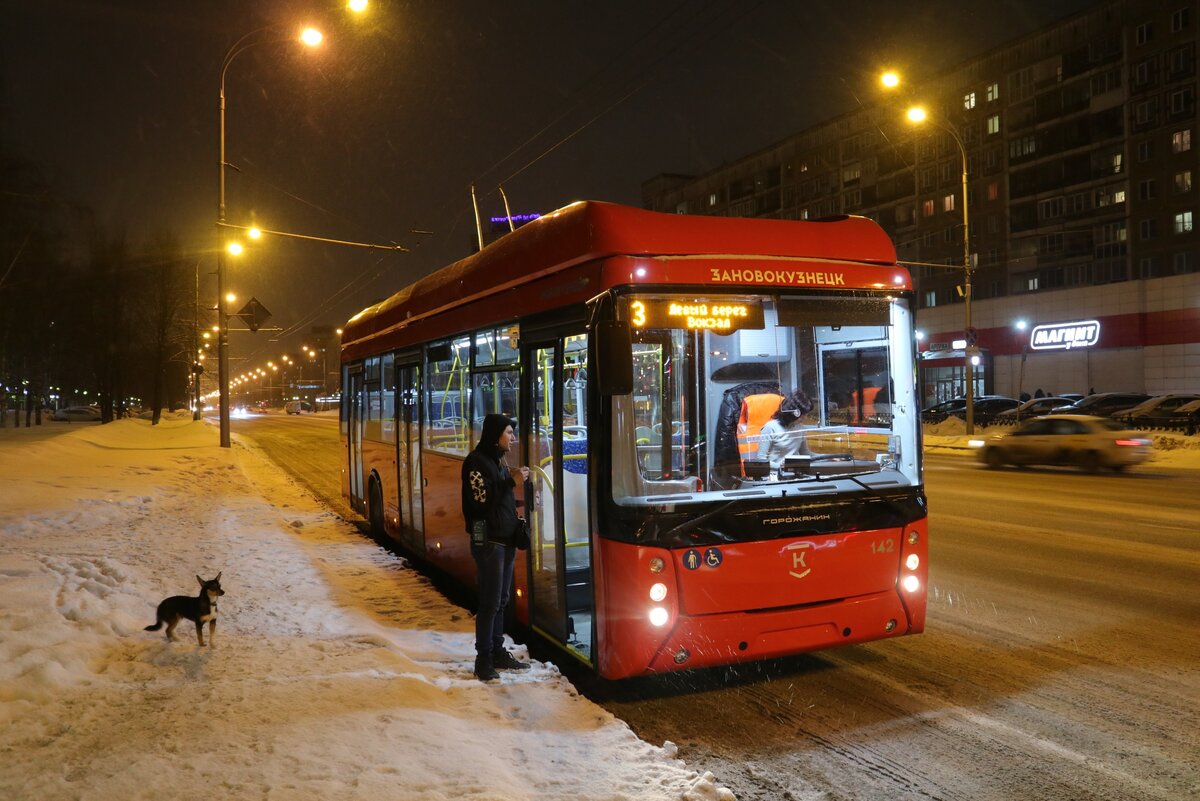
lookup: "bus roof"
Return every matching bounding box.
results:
[341,200,899,348]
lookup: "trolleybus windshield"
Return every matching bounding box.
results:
[610,293,920,506]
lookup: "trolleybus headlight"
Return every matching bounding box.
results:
[905,554,920,570]
[902,575,920,593]
[649,582,668,602]
[648,557,665,574]
[906,530,920,545]
[648,607,669,627]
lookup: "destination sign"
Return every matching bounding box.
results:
[628,298,765,332]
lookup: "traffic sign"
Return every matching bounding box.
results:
[965,326,978,347]
[236,298,272,333]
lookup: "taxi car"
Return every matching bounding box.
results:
[971,414,1152,472]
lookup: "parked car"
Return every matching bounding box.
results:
[51,406,101,422]
[973,414,1152,472]
[1060,392,1151,419]
[959,396,1021,426]
[285,400,313,415]
[994,396,1075,423]
[1112,393,1200,428]
[1164,399,1200,435]
[922,395,1010,424]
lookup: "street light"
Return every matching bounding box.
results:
[905,103,977,434]
[216,26,324,448]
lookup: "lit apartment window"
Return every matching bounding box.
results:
[1027,275,1039,291]
[800,208,810,220]
[1176,170,1194,193]
[708,193,718,207]
[1172,129,1192,152]
[986,115,1000,135]
[987,182,999,201]
[986,82,999,102]
[1139,179,1157,200]
[923,290,937,308]
[943,194,956,212]
[1171,7,1190,33]
[963,91,976,110]
[1174,211,1194,233]
[923,199,935,217]
[1136,22,1152,45]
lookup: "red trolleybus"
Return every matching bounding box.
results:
[340,201,927,680]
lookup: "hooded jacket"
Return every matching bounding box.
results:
[461,413,520,545]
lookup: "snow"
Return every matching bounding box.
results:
[0,417,733,801]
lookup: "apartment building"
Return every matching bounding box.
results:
[643,0,1198,403]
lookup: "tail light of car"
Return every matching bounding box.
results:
[1115,438,1151,447]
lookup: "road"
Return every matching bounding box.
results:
[235,413,1200,801]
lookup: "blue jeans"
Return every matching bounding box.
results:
[471,541,515,657]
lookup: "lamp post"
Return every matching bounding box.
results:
[906,105,977,434]
[216,25,324,447]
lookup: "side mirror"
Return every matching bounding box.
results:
[595,320,633,395]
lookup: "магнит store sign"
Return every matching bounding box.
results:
[1030,320,1101,351]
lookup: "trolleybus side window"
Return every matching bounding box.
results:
[425,337,470,455]
[380,352,396,444]
[470,325,521,445]
[364,355,383,443]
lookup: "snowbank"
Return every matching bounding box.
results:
[0,418,732,801]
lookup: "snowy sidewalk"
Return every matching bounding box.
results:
[0,418,730,801]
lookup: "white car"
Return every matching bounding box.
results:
[973,414,1151,472]
[51,406,101,422]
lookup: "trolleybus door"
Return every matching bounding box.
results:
[346,366,366,514]
[523,335,593,664]
[396,362,424,553]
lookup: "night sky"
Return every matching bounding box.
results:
[2,0,1098,365]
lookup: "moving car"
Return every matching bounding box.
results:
[994,396,1076,424]
[972,414,1152,472]
[51,406,101,422]
[1111,393,1200,428]
[1059,392,1151,419]
[285,400,313,415]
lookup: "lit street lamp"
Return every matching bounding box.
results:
[905,104,977,434]
[216,25,324,447]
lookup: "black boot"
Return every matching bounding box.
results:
[474,655,499,681]
[492,647,530,671]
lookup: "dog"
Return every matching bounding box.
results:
[144,573,224,646]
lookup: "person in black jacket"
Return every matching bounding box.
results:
[462,413,531,681]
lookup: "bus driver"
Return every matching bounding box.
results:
[756,389,815,471]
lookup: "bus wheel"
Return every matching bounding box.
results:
[368,476,385,540]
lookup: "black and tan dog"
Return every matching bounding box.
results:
[144,573,224,646]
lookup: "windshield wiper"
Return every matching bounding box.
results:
[656,499,739,545]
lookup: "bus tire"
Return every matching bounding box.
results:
[368,476,385,540]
